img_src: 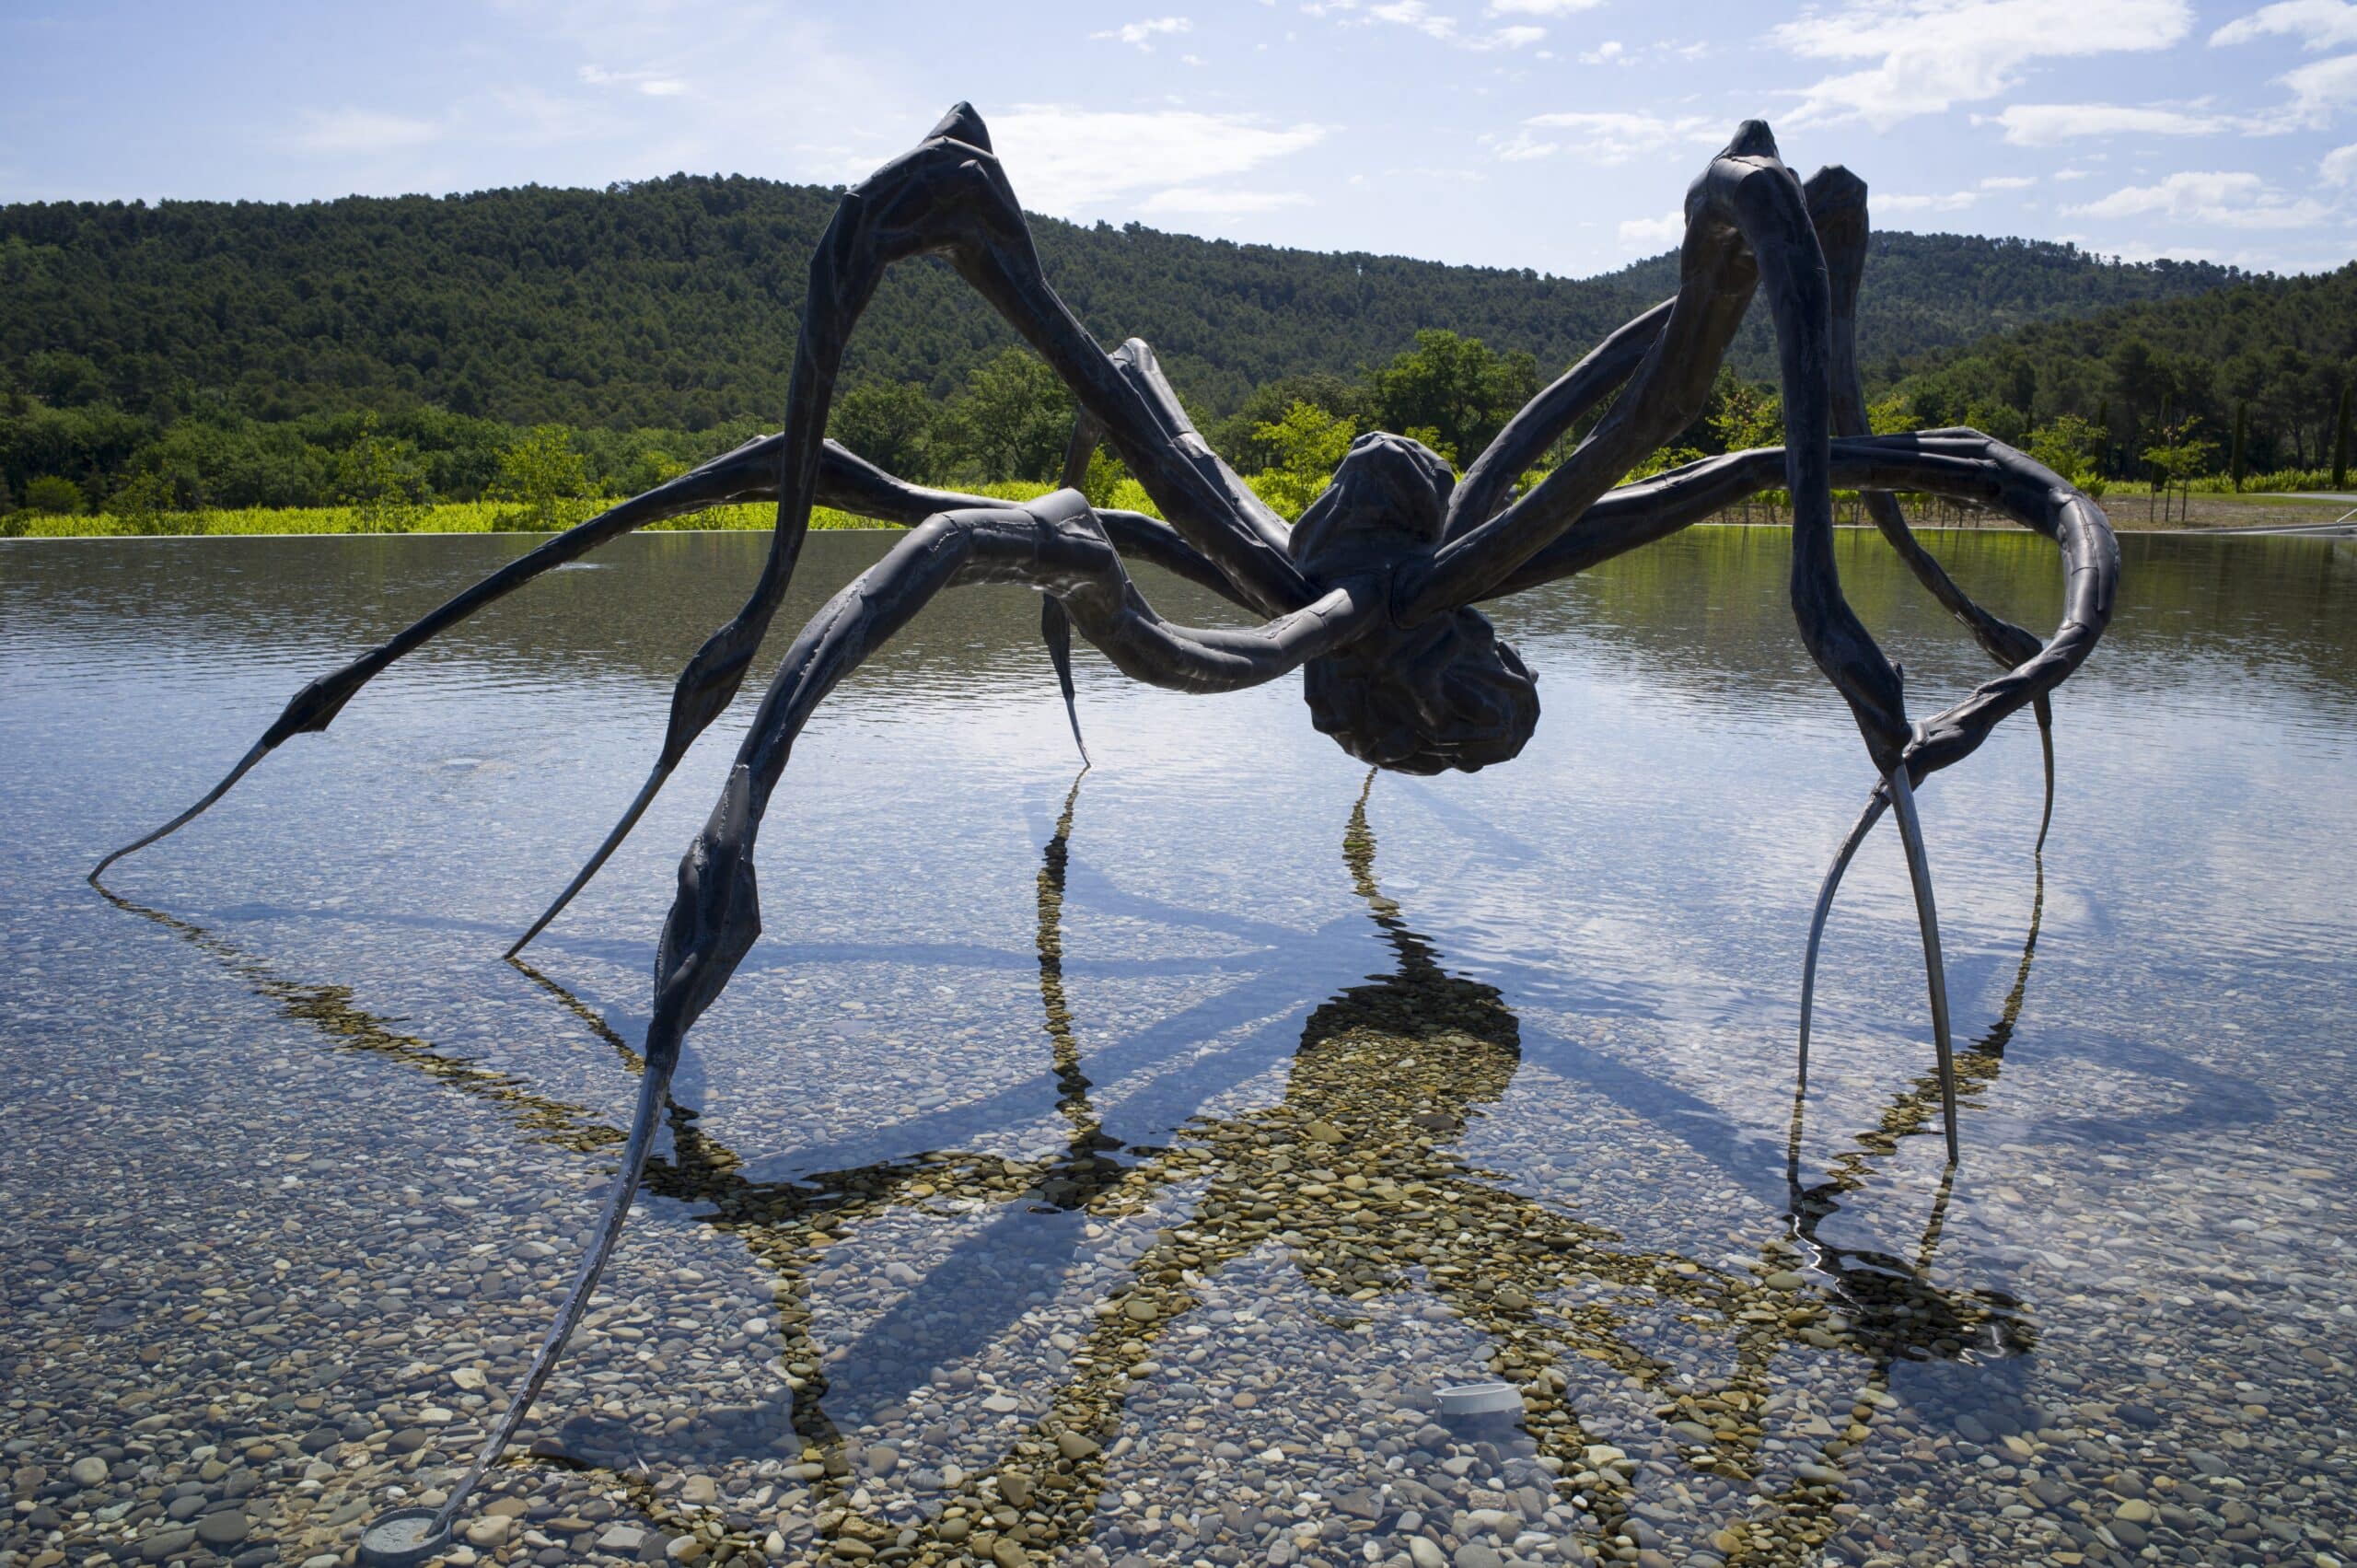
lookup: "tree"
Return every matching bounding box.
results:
[830,380,938,481]
[2334,383,2351,490]
[2142,414,2212,524]
[2229,400,2249,492]
[1365,331,1537,469]
[2028,414,2106,494]
[1245,400,1354,520]
[1708,376,1783,452]
[1213,372,1370,473]
[490,424,592,530]
[23,474,83,514]
[939,349,1074,482]
[334,412,430,531]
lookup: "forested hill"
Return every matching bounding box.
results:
[0,173,2247,430]
[1888,263,2357,476]
[1606,233,2247,388]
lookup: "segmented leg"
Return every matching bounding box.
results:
[1795,784,1888,1089]
[417,490,1375,1541]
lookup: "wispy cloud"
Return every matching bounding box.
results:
[1987,102,2238,143]
[1878,189,1980,212]
[1773,0,2193,128]
[1980,173,2038,188]
[1093,16,1193,50]
[2069,168,2330,226]
[1137,186,1312,215]
[578,64,686,96]
[2280,50,2357,120]
[1618,210,1685,251]
[1487,0,1601,11]
[1490,110,1722,163]
[2212,0,2357,50]
[2324,141,2357,181]
[983,106,1328,215]
[283,108,442,155]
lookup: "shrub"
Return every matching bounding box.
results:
[24,475,85,515]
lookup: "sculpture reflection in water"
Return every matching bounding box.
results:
[101,779,2051,1566]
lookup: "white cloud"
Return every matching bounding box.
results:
[1773,0,2192,129]
[2212,0,2357,49]
[1980,173,2038,188]
[284,108,441,155]
[1369,0,1458,37]
[1878,189,1980,211]
[578,64,685,96]
[1501,110,1722,163]
[1136,186,1312,215]
[1094,16,1193,50]
[983,107,1327,214]
[2322,140,2357,180]
[2280,51,2357,120]
[2069,169,2331,226]
[1487,0,1600,10]
[1476,23,1548,46]
[1579,39,1624,63]
[1619,210,1685,250]
[1988,102,2236,143]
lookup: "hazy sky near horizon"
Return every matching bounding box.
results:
[7,0,2357,279]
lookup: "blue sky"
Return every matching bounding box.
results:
[6,0,2357,278]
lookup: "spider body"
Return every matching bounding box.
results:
[1291,431,1541,772]
[95,104,2122,1558]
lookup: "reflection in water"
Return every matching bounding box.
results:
[95,768,2059,1565]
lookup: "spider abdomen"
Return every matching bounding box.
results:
[1303,609,1539,774]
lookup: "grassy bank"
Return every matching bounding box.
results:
[10,477,2344,540]
[1,483,1067,540]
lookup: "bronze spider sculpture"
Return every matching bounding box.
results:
[91,106,2117,1559]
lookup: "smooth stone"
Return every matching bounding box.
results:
[68,1458,109,1487]
[194,1511,250,1547]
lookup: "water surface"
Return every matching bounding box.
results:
[3,527,2352,1568]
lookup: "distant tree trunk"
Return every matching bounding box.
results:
[2334,384,2351,490]
[2095,397,2111,476]
[2230,401,2248,493]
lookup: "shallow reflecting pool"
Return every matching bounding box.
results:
[2,526,2352,1568]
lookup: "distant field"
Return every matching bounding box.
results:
[8,481,2343,540]
[0,484,1062,540]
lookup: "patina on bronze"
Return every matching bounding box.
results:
[91,108,2119,1553]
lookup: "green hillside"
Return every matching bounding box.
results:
[1891,265,2357,481]
[1,174,2247,431]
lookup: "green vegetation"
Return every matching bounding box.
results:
[5,169,2346,533]
[1890,263,2357,492]
[8,483,1063,540]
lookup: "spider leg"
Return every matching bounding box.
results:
[1446,294,1674,534]
[425,491,1376,1541]
[87,431,1146,883]
[1796,783,1888,1090]
[1042,411,1106,768]
[1808,166,2064,854]
[1884,749,1958,1162]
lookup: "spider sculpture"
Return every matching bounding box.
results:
[92,105,2118,1559]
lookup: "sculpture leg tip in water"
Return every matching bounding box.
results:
[2035,693,2057,855]
[1885,759,1958,1164]
[1796,784,1889,1087]
[506,761,674,958]
[1041,596,1090,769]
[89,738,273,886]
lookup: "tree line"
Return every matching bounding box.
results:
[0,171,2257,517]
[1888,262,2357,495]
